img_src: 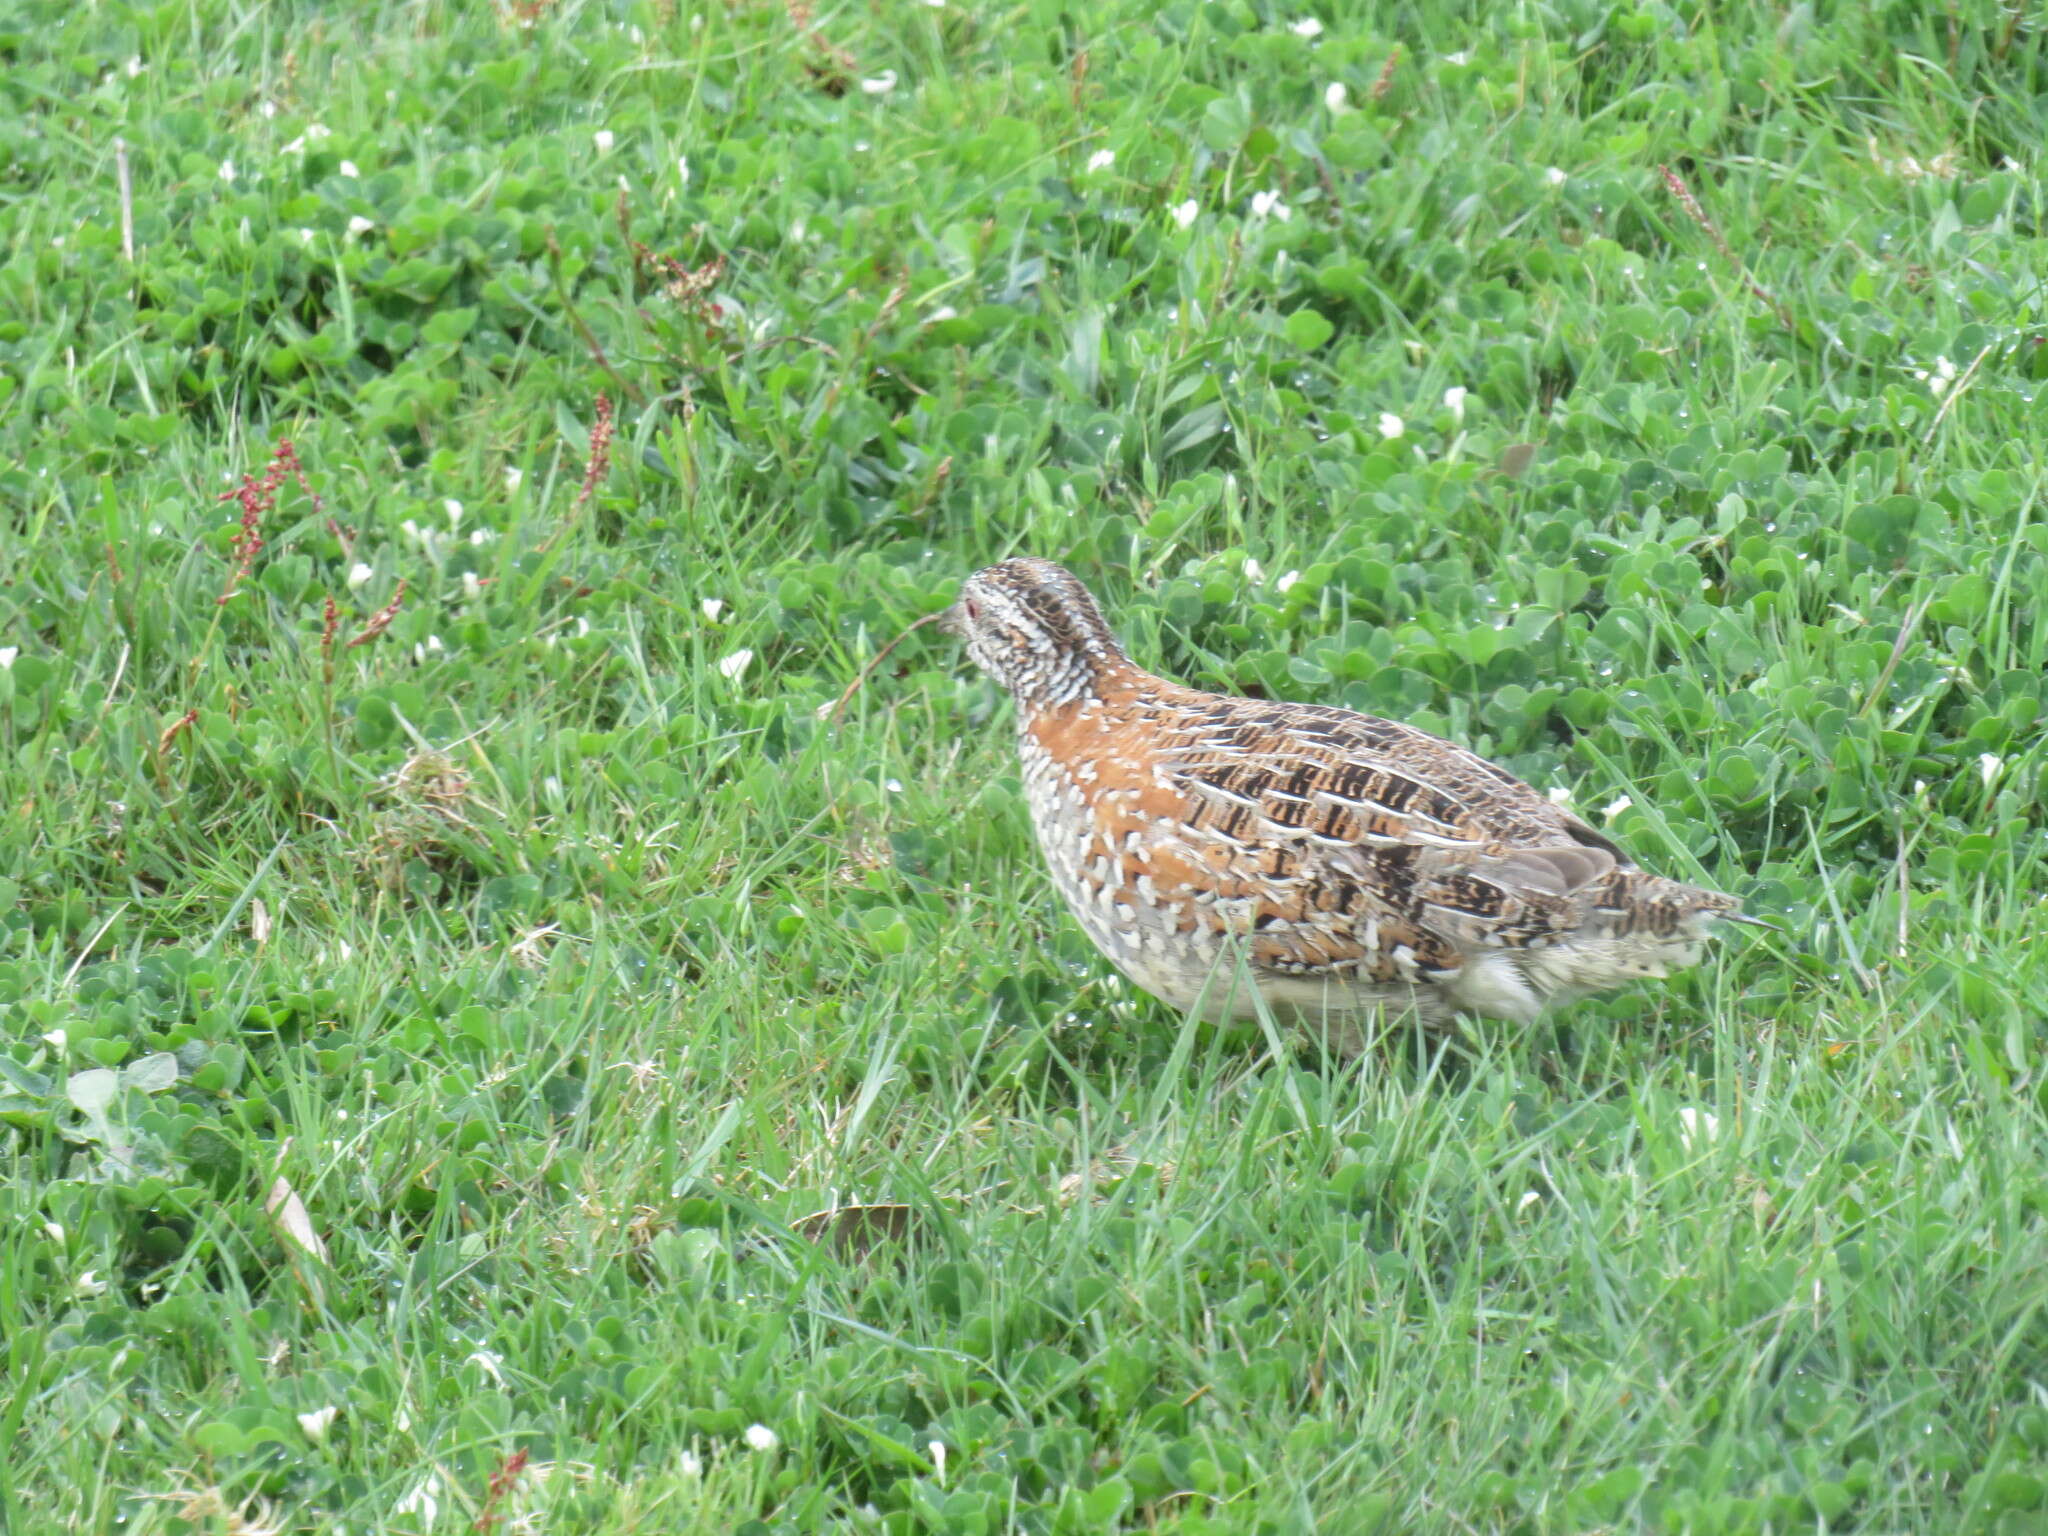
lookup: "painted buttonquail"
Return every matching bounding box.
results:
[941,558,1757,1049]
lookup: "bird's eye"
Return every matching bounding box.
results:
[963,598,980,621]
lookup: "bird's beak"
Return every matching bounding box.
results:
[935,601,966,638]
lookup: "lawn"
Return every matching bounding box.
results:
[3,0,2047,1530]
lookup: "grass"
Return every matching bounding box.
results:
[3,0,2047,1530]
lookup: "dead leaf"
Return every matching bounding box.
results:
[267,1177,330,1264]
[791,1203,922,1259]
[1497,442,1538,479]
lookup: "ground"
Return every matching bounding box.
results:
[2,0,2046,1531]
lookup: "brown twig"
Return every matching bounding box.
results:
[823,611,947,724]
[1858,592,1933,718]
[545,229,642,403]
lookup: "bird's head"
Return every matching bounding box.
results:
[941,558,1127,707]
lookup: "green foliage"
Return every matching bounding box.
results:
[3,0,2047,1530]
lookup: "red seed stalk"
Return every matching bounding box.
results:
[217,439,322,605]
[157,707,199,756]
[572,393,615,515]
[1657,163,1791,328]
[1370,45,1401,103]
[346,579,407,649]
[472,1449,529,1532]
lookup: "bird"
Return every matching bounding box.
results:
[939,557,1760,1051]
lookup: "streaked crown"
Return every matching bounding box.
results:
[943,558,1129,707]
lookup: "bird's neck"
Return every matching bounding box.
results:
[1012,646,1149,717]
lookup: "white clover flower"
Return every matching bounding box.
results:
[1290,17,1323,37]
[679,1449,704,1476]
[1443,385,1467,422]
[280,124,332,155]
[466,1350,505,1385]
[347,562,374,591]
[1921,354,1958,397]
[1979,752,2002,786]
[743,1423,779,1452]
[1086,149,1115,173]
[41,1029,66,1051]
[260,101,278,119]
[125,56,144,77]
[218,158,237,183]
[297,1406,340,1443]
[297,228,317,245]
[1275,570,1301,594]
[461,572,485,600]
[1243,557,1266,583]
[1677,1107,1720,1151]
[884,778,904,793]
[593,129,615,152]
[1546,785,1573,806]
[338,159,360,178]
[1444,49,1472,65]
[505,466,524,491]
[860,70,898,95]
[1324,82,1350,112]
[0,646,17,670]
[1171,199,1200,229]
[701,598,726,622]
[677,155,691,185]
[347,215,375,235]
[1544,166,1568,187]
[1603,794,1633,818]
[396,1473,444,1522]
[441,498,463,528]
[470,528,493,546]
[1249,189,1291,221]
[74,1270,108,1298]
[1516,1190,1542,1214]
[718,648,754,680]
[1377,412,1404,439]
[930,1440,948,1481]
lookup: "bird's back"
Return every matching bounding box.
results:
[1019,671,1738,1032]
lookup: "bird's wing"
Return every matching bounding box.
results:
[1148,698,1621,967]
